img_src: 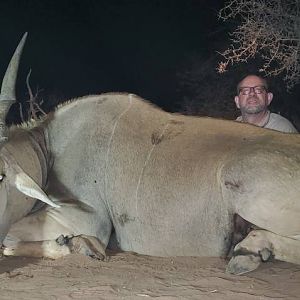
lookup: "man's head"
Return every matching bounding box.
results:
[235,75,273,115]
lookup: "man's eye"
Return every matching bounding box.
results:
[0,174,5,182]
[240,88,250,94]
[255,88,263,93]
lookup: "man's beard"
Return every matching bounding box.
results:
[241,97,265,114]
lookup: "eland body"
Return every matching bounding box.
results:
[0,34,299,274]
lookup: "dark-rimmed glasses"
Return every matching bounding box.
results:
[239,86,267,95]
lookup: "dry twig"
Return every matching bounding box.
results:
[20,69,47,122]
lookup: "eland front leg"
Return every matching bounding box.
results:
[3,201,112,260]
[2,234,106,260]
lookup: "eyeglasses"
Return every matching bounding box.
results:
[239,86,267,95]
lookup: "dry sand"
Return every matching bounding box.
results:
[0,251,299,299]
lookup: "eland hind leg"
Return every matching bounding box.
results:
[227,229,300,275]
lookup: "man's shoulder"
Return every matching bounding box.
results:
[267,113,298,133]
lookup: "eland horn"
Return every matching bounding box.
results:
[0,32,28,141]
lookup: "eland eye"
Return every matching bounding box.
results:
[0,174,5,182]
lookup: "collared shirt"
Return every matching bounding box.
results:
[236,111,298,133]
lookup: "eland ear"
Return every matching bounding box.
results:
[1,147,60,208]
[14,172,60,208]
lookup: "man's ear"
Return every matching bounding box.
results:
[267,92,273,105]
[234,96,240,109]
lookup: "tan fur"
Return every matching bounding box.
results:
[0,93,299,271]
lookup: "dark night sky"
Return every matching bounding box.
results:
[0,0,226,111]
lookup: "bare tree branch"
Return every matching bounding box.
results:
[24,69,46,121]
[218,0,300,90]
[26,69,37,120]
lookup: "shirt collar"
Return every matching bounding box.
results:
[236,110,271,128]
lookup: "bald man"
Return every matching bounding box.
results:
[234,75,297,133]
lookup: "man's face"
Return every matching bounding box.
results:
[234,76,273,114]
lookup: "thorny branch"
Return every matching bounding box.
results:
[217,0,300,90]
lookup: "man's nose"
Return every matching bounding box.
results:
[249,87,256,95]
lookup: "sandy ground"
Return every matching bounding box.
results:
[0,251,299,300]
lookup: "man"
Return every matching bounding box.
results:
[234,75,298,133]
